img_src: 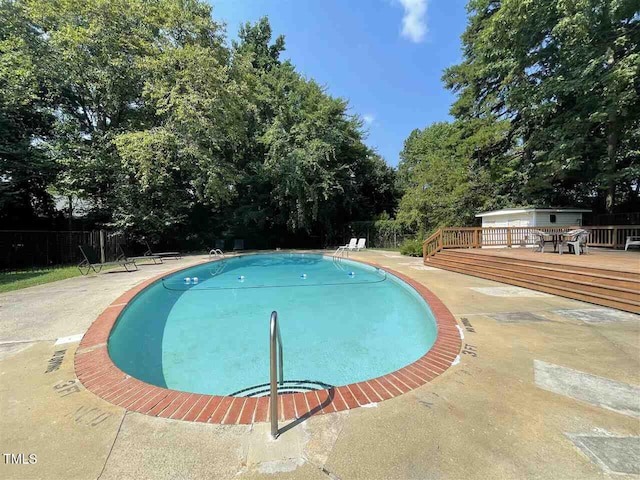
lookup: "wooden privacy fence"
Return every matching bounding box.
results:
[0,230,124,271]
[423,225,640,259]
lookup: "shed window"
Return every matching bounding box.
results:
[550,214,557,223]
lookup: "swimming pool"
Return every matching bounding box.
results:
[107,253,438,397]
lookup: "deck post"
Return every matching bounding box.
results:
[506,228,512,248]
[612,227,618,249]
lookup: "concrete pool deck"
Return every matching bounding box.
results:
[1,250,639,479]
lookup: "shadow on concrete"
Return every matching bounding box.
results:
[277,387,336,436]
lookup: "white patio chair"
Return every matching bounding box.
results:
[559,229,589,255]
[345,238,357,249]
[335,238,357,257]
[531,230,549,253]
[355,238,366,251]
[625,236,640,251]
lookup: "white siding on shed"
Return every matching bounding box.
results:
[533,212,582,227]
[481,212,534,228]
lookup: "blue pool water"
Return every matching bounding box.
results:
[108,253,438,395]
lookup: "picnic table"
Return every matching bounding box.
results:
[536,229,589,255]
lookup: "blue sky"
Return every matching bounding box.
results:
[211,0,468,167]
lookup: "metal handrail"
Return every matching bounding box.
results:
[208,248,224,260]
[334,245,345,256]
[333,245,349,261]
[270,311,284,438]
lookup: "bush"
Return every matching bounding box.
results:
[400,238,423,257]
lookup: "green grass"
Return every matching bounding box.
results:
[0,266,85,293]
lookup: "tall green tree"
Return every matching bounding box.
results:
[227,18,398,245]
[396,120,505,233]
[443,0,640,212]
[3,1,398,246]
[0,1,57,225]
[113,5,243,237]
[22,0,166,219]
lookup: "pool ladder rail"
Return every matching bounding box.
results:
[333,246,349,258]
[333,246,349,267]
[270,311,284,438]
[208,259,226,277]
[208,248,224,260]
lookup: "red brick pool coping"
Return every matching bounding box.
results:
[74,255,462,425]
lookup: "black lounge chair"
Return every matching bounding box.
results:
[118,245,163,265]
[77,245,137,275]
[144,240,182,259]
[233,239,244,251]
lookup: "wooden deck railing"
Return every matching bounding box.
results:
[422,225,640,259]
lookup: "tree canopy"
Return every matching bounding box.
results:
[4,0,638,245]
[0,0,398,247]
[397,0,640,233]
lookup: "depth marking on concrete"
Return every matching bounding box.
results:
[566,433,640,475]
[55,333,84,345]
[552,308,640,324]
[534,360,640,418]
[470,286,553,298]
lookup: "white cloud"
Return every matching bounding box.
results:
[363,114,375,125]
[398,0,428,43]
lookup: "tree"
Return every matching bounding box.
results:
[0,1,57,225]
[113,11,244,237]
[228,18,398,245]
[396,121,500,233]
[443,0,640,213]
[4,2,398,247]
[20,0,163,221]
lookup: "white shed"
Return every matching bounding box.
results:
[475,208,591,228]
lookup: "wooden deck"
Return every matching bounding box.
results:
[427,247,640,313]
[460,247,640,275]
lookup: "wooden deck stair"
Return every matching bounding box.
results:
[427,250,640,314]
